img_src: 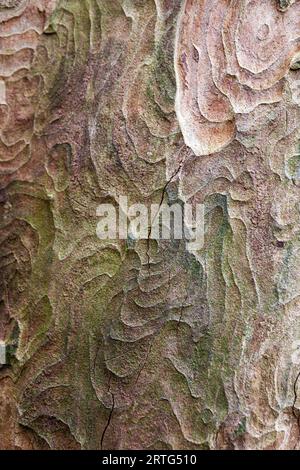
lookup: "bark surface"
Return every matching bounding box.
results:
[1,0,300,450]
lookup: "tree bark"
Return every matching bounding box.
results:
[1,0,300,450]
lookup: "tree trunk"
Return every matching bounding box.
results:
[1,0,300,450]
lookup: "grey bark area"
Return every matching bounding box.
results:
[1,0,300,450]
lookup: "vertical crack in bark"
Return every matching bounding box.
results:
[146,156,185,271]
[176,293,189,336]
[292,370,300,431]
[100,380,115,451]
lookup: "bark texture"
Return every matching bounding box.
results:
[1,0,300,450]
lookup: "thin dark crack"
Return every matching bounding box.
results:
[146,154,186,273]
[292,370,300,431]
[4,280,11,318]
[176,293,189,335]
[100,380,115,450]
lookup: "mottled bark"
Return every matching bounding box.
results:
[1,0,300,450]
